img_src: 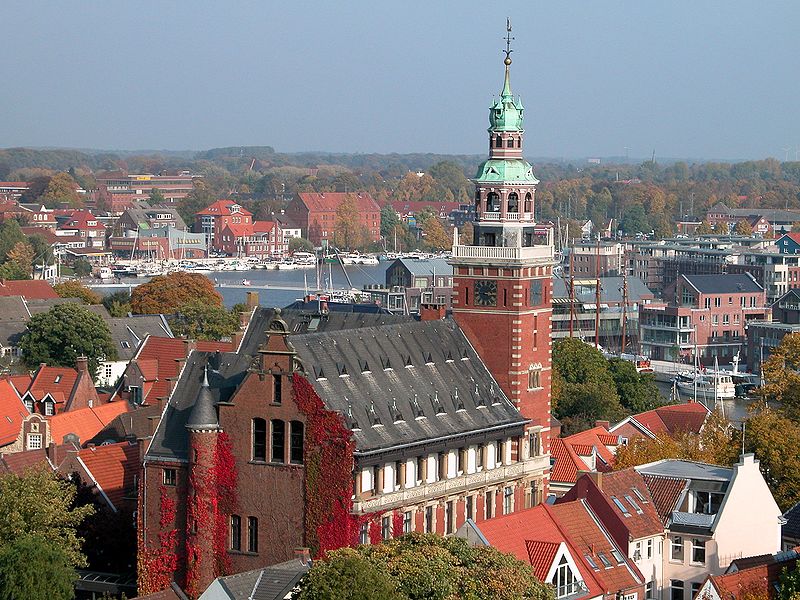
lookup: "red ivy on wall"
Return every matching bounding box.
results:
[137,484,179,595]
[184,432,238,598]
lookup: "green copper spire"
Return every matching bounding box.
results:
[489,18,524,132]
[502,18,514,98]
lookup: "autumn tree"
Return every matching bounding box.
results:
[715,221,730,235]
[759,333,800,420]
[0,468,94,568]
[131,272,223,314]
[459,221,474,245]
[39,172,82,208]
[743,408,800,511]
[421,217,451,251]
[696,220,714,234]
[169,300,239,341]
[289,237,315,253]
[5,241,34,276]
[334,196,368,250]
[0,219,25,262]
[733,219,754,236]
[294,548,405,600]
[54,280,102,305]
[792,222,800,233]
[20,303,117,379]
[177,179,214,225]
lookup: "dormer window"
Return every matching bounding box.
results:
[552,555,582,598]
[24,399,33,413]
[44,401,54,416]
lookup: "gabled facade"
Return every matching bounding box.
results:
[549,426,620,496]
[285,192,380,246]
[194,200,253,251]
[610,403,711,444]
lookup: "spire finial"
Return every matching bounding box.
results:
[202,364,209,387]
[502,18,514,97]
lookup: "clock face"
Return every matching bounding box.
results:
[474,280,497,307]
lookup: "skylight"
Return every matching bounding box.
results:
[632,488,649,503]
[597,552,612,568]
[584,554,599,570]
[625,495,643,514]
[612,497,631,517]
[610,549,625,565]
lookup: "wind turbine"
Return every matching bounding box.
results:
[782,147,792,161]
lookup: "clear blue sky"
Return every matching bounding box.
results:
[3,1,799,160]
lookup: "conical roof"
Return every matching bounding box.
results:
[186,366,220,431]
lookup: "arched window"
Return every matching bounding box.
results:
[528,364,542,390]
[487,192,500,212]
[517,138,522,148]
[508,192,519,213]
[290,421,304,465]
[271,419,285,463]
[495,136,502,148]
[252,418,267,461]
[524,192,533,213]
[506,137,514,148]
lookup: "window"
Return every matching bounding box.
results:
[527,480,540,508]
[382,515,392,540]
[611,549,626,565]
[248,517,258,553]
[528,366,541,390]
[395,460,403,488]
[625,495,643,514]
[417,455,426,483]
[44,401,54,416]
[704,298,710,309]
[632,487,648,503]
[272,373,282,404]
[506,138,514,148]
[634,541,642,561]
[728,296,733,305]
[585,554,599,570]
[646,582,655,599]
[230,515,242,551]
[691,538,705,564]
[162,468,176,486]
[671,536,684,561]
[691,583,702,599]
[503,486,514,514]
[597,552,612,568]
[553,555,580,598]
[671,580,684,600]
[529,432,541,457]
[485,490,495,519]
[24,399,33,413]
[723,314,730,325]
[445,500,455,534]
[712,315,719,325]
[495,441,503,465]
[476,445,484,469]
[252,418,267,461]
[530,280,543,306]
[646,538,654,559]
[359,522,369,544]
[403,511,413,533]
[715,297,721,307]
[495,135,502,148]
[425,505,434,533]
[466,495,475,520]
[290,421,304,464]
[27,433,42,450]
[612,496,631,517]
[271,419,285,463]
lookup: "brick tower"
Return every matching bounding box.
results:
[450,26,555,489]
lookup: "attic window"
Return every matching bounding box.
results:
[432,392,445,415]
[346,403,360,431]
[584,555,599,571]
[314,366,326,381]
[632,488,649,504]
[610,549,626,565]
[453,389,465,412]
[597,552,612,569]
[445,350,454,363]
[460,349,469,361]
[121,341,131,349]
[390,400,403,423]
[412,395,425,419]
[423,352,434,365]
[404,355,413,369]
[54,375,61,384]
[368,402,382,427]
[612,497,631,517]
[625,495,643,514]
[337,363,348,377]
[381,356,392,371]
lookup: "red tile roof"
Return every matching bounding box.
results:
[525,540,560,578]
[196,199,252,217]
[551,427,619,484]
[132,336,187,403]
[195,340,235,353]
[707,553,799,600]
[222,222,254,237]
[629,403,710,437]
[49,401,131,445]
[0,379,28,447]
[27,366,79,405]
[60,210,106,231]
[0,280,58,299]
[252,220,276,234]
[595,470,664,539]
[640,474,687,522]
[77,442,139,511]
[783,233,800,245]
[0,449,50,473]
[297,192,380,214]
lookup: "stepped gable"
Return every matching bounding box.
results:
[291,319,527,455]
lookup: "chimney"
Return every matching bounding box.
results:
[75,356,89,373]
[294,547,312,567]
[246,290,259,309]
[586,470,603,490]
[419,304,446,321]
[595,420,610,431]
[232,331,244,351]
[183,338,196,356]
[550,417,562,439]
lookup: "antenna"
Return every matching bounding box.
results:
[504,18,514,60]
[741,420,746,456]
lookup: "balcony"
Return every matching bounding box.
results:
[479,211,535,222]
[352,454,550,513]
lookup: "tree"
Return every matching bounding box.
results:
[792,222,800,233]
[177,179,215,225]
[28,233,54,268]
[289,237,315,253]
[696,220,714,234]
[19,303,117,379]
[607,358,661,413]
[39,172,82,208]
[380,205,401,239]
[759,333,800,420]
[102,290,132,317]
[0,535,75,600]
[294,548,405,600]
[0,260,30,280]
[131,272,223,314]
[334,196,368,250]
[619,205,648,235]
[734,219,753,236]
[0,468,94,567]
[54,280,101,305]
[295,534,554,600]
[421,218,451,251]
[743,408,800,511]
[72,257,92,277]
[5,241,34,276]
[0,219,25,263]
[715,221,730,235]
[169,300,239,341]
[149,188,166,204]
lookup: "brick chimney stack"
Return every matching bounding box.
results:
[75,356,89,373]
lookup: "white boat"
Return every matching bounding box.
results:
[339,252,379,265]
[292,251,316,266]
[241,279,251,286]
[277,261,300,270]
[97,267,114,280]
[675,371,736,400]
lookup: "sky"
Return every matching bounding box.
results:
[2,1,799,160]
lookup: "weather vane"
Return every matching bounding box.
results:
[504,17,514,64]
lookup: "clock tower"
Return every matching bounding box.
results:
[450,25,554,491]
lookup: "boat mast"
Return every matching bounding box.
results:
[594,236,601,350]
[569,250,576,338]
[621,271,628,354]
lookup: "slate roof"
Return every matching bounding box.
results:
[212,558,310,600]
[292,319,526,456]
[783,501,800,541]
[393,258,453,277]
[107,315,173,361]
[681,273,763,295]
[552,276,654,304]
[122,202,186,231]
[87,403,164,445]
[0,296,28,321]
[147,307,525,462]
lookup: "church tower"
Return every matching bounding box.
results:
[450,23,554,485]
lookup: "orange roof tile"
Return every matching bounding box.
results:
[709,554,799,600]
[27,366,79,406]
[551,427,619,484]
[0,379,27,447]
[0,280,57,299]
[133,337,187,403]
[640,474,687,522]
[49,401,132,445]
[195,340,234,353]
[632,403,709,437]
[594,469,664,539]
[77,442,139,510]
[196,199,252,217]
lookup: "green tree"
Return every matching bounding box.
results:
[39,172,82,208]
[148,188,166,204]
[779,563,800,600]
[0,535,75,600]
[131,272,222,314]
[759,333,800,420]
[0,468,94,567]
[28,233,55,268]
[54,280,102,304]
[607,358,661,413]
[177,179,215,225]
[6,241,34,276]
[380,205,401,238]
[289,237,315,253]
[72,258,92,277]
[169,300,239,341]
[733,220,754,236]
[102,290,132,317]
[791,222,800,233]
[293,548,404,600]
[0,261,30,280]
[19,303,117,379]
[744,408,800,511]
[334,196,368,250]
[0,219,25,263]
[619,205,649,235]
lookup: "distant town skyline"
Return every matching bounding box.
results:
[3,1,799,160]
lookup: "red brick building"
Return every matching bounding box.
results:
[285,192,380,247]
[218,220,287,258]
[194,199,253,252]
[94,172,196,214]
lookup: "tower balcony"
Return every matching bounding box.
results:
[451,241,554,265]
[480,211,535,222]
